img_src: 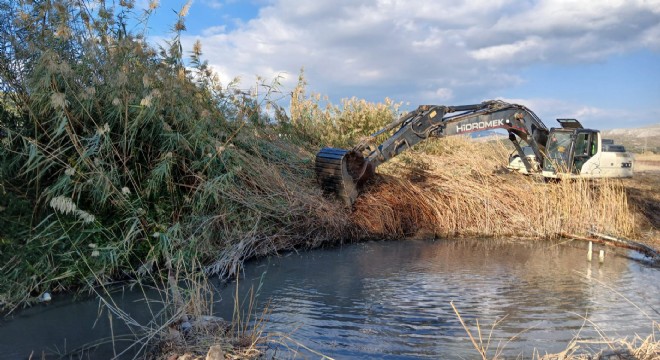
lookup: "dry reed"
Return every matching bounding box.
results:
[539,329,659,360]
[352,136,638,240]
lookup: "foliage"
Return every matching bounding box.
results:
[0,0,349,310]
[286,69,401,148]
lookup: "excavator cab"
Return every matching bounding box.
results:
[543,128,599,176]
[542,115,633,179]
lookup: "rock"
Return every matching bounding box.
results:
[38,292,52,302]
[192,315,228,331]
[180,321,192,333]
[166,327,182,341]
[205,345,225,360]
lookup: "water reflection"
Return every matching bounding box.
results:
[222,239,659,359]
[0,239,657,359]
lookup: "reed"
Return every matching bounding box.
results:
[0,0,351,310]
[352,136,639,240]
[75,254,267,359]
[453,301,659,360]
[147,261,267,359]
[286,69,401,148]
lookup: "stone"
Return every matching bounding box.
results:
[205,345,225,360]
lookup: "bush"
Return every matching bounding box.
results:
[287,70,401,148]
[0,1,349,309]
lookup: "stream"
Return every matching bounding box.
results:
[1,239,659,359]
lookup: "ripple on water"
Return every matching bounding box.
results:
[226,239,660,359]
[0,239,657,359]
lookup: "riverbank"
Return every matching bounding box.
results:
[0,3,658,358]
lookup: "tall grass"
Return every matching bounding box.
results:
[452,300,659,360]
[0,0,350,310]
[352,136,638,239]
[286,69,401,148]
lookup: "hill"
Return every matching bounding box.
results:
[602,124,660,153]
[469,130,508,142]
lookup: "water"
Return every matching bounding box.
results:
[0,286,164,359]
[230,239,660,359]
[1,239,658,359]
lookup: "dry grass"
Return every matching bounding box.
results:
[539,327,660,360]
[351,137,639,241]
[199,136,354,280]
[621,172,660,249]
[634,153,660,173]
[452,299,659,360]
[92,258,268,360]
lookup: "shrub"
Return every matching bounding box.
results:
[0,0,348,309]
[287,69,401,148]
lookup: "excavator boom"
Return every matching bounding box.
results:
[316,99,634,206]
[316,100,549,206]
[364,101,547,167]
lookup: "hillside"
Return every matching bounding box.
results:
[602,124,660,153]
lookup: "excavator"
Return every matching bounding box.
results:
[315,100,634,206]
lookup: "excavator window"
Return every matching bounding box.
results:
[544,131,573,172]
[573,132,595,172]
[575,133,590,156]
[590,133,600,155]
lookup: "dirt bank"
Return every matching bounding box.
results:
[623,171,660,248]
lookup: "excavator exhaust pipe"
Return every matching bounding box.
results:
[315,148,375,206]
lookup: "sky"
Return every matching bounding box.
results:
[141,0,660,130]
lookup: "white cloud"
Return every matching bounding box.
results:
[435,88,453,101]
[202,25,226,37]
[176,0,660,125]
[470,37,545,63]
[496,97,660,130]
[201,0,224,9]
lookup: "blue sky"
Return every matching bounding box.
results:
[142,0,660,130]
[141,0,261,34]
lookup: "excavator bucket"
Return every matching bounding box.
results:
[315,148,375,206]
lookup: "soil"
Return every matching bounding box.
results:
[623,160,660,249]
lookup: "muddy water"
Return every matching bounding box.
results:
[1,239,659,359]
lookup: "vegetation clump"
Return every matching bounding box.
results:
[0,0,359,311]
